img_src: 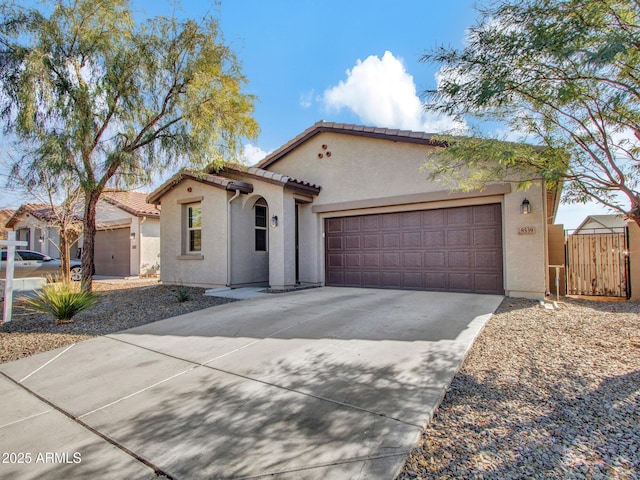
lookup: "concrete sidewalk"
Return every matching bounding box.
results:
[0,287,503,479]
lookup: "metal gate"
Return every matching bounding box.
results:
[566,229,629,297]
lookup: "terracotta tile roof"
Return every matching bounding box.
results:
[220,165,321,195]
[146,169,253,205]
[5,203,74,228]
[256,121,441,169]
[101,190,161,218]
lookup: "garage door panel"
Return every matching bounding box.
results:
[362,271,380,286]
[326,218,343,233]
[424,252,446,268]
[382,233,400,248]
[423,230,445,247]
[344,217,361,232]
[344,271,362,286]
[447,229,472,247]
[475,251,500,268]
[475,273,501,292]
[327,237,343,250]
[345,254,361,267]
[345,236,361,249]
[425,273,447,290]
[474,227,500,246]
[363,234,380,249]
[403,272,423,289]
[381,271,402,288]
[363,253,380,267]
[381,214,400,230]
[448,251,473,269]
[422,209,445,226]
[325,204,503,294]
[327,271,345,285]
[402,211,422,228]
[447,207,473,226]
[362,216,379,230]
[474,204,501,224]
[402,231,421,248]
[327,254,343,267]
[403,252,422,268]
[449,273,473,291]
[382,252,400,268]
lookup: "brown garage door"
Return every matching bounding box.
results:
[94,228,131,276]
[325,204,503,294]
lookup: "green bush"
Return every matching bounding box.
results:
[24,281,98,324]
[171,284,192,303]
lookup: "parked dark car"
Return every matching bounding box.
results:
[0,250,82,281]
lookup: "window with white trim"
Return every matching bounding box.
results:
[186,203,202,253]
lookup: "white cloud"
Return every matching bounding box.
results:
[323,51,465,133]
[241,144,271,165]
[299,89,315,109]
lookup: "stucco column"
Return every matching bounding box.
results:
[268,193,296,290]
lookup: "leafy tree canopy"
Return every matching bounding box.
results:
[422,0,640,226]
[0,0,259,289]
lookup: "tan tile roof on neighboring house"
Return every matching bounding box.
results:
[5,203,66,228]
[256,121,441,169]
[102,191,161,218]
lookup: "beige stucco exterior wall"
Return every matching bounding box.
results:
[138,218,160,276]
[269,132,549,299]
[158,179,229,287]
[629,221,640,300]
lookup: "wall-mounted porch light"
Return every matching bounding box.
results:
[130,232,136,240]
[38,236,45,243]
[270,215,278,228]
[521,198,531,215]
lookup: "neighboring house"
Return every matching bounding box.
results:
[5,191,161,277]
[149,122,561,299]
[573,214,627,233]
[4,203,77,258]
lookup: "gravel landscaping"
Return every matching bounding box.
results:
[398,297,640,480]
[0,279,236,364]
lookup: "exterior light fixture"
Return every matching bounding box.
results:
[270,215,278,228]
[130,232,136,240]
[521,198,531,215]
[38,236,45,243]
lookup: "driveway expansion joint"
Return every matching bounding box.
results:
[0,369,176,480]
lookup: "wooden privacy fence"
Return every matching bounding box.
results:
[566,230,629,297]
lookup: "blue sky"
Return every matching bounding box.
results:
[0,0,615,228]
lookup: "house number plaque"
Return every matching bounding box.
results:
[518,226,536,235]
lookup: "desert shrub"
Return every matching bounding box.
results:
[23,281,98,324]
[171,284,192,303]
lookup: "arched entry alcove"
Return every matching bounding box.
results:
[229,195,269,286]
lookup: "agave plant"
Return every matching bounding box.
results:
[23,281,98,324]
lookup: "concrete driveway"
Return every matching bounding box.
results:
[0,287,502,479]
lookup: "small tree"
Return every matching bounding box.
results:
[421,0,640,227]
[7,165,84,282]
[0,0,258,291]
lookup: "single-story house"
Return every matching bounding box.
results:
[149,121,561,299]
[5,191,161,277]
